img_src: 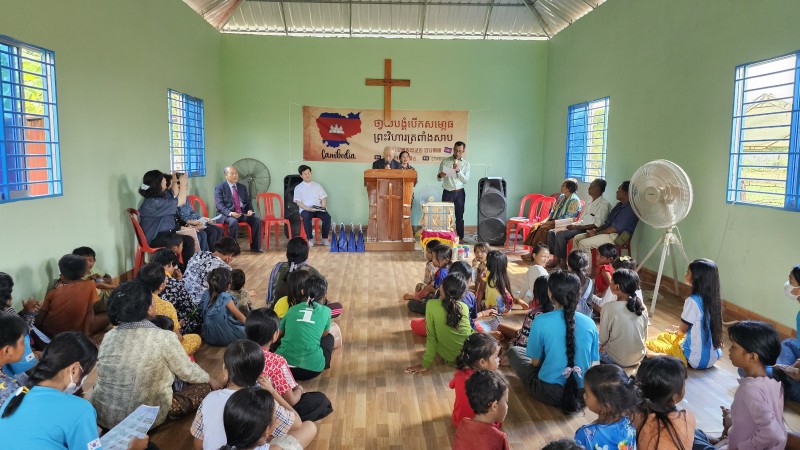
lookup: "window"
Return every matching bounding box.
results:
[0,36,61,203]
[565,97,609,182]
[728,52,800,211]
[168,89,205,177]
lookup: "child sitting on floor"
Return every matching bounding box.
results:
[694,321,786,450]
[36,255,107,337]
[599,269,648,368]
[452,370,510,450]
[230,269,254,317]
[476,251,527,323]
[72,246,117,313]
[0,313,31,405]
[137,262,202,356]
[245,308,334,422]
[450,333,501,428]
[407,244,452,314]
[191,340,317,450]
[411,262,494,337]
[566,250,594,317]
[405,273,474,374]
[0,272,44,351]
[519,244,549,305]
[199,267,247,346]
[470,242,489,287]
[574,364,638,449]
[593,255,639,315]
[276,275,341,381]
[594,243,617,297]
[403,239,441,301]
[499,275,551,347]
[218,388,306,450]
[646,258,723,369]
[635,356,696,450]
[273,269,313,319]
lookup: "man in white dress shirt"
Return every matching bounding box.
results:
[546,178,611,267]
[293,165,331,247]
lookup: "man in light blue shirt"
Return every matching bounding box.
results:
[437,141,470,239]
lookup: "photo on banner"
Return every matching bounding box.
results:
[303,106,469,164]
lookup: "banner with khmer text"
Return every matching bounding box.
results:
[302,106,468,164]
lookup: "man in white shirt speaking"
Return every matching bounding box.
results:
[293,165,332,247]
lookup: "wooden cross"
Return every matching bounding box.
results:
[366,59,411,122]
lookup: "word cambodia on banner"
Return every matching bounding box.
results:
[302,106,469,164]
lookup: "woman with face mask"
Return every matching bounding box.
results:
[772,265,800,401]
[0,332,103,448]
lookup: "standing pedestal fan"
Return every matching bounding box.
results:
[629,160,693,313]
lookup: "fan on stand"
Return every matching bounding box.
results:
[629,160,693,313]
[232,158,271,199]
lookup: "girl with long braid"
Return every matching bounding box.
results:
[506,270,599,413]
[406,273,474,374]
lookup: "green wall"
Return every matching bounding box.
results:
[220,36,547,227]
[0,0,223,305]
[542,0,800,327]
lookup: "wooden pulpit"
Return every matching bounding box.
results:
[364,169,417,251]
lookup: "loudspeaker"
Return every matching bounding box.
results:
[284,175,304,238]
[477,177,507,245]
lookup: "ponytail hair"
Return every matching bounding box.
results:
[547,270,583,413]
[220,387,275,450]
[456,332,498,370]
[2,332,97,418]
[635,356,688,450]
[286,268,312,307]
[533,275,553,313]
[441,273,468,328]
[207,267,232,308]
[612,269,644,316]
[303,274,328,308]
[566,250,589,287]
[583,364,638,423]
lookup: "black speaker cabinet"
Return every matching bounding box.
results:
[477,177,507,245]
[284,174,304,238]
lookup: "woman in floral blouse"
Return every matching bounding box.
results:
[151,249,203,334]
[183,237,241,304]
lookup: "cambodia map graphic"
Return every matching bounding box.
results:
[315,112,362,148]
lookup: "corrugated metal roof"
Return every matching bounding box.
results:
[183,0,605,40]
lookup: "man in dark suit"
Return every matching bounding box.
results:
[372,146,401,169]
[214,166,263,252]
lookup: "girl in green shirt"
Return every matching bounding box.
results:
[406,273,474,374]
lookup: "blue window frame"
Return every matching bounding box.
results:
[168,89,205,177]
[565,97,609,183]
[0,36,61,203]
[728,51,800,211]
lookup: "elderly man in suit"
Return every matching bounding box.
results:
[372,146,401,169]
[214,166,263,252]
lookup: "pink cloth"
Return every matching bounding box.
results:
[725,377,786,450]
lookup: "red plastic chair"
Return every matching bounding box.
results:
[189,194,253,244]
[300,217,322,243]
[127,208,163,277]
[185,194,221,229]
[505,193,543,248]
[514,196,557,251]
[256,193,292,250]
